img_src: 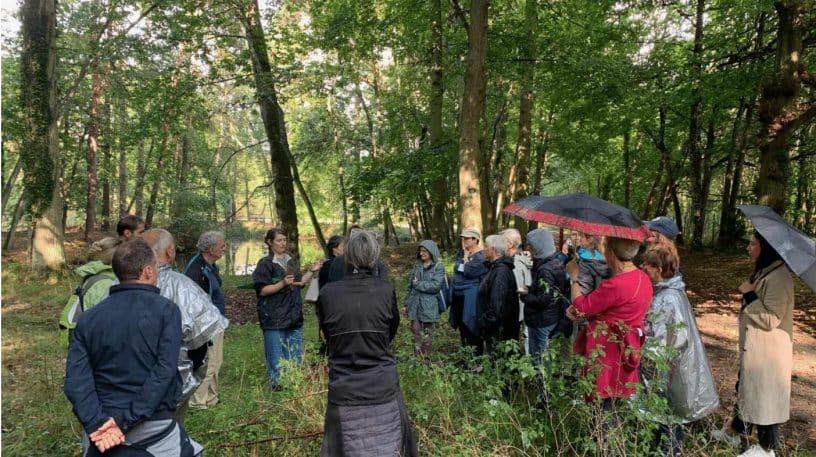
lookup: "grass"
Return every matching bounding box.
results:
[2,258,813,456]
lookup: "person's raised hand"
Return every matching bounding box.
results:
[738,281,755,294]
[565,259,579,278]
[284,274,295,286]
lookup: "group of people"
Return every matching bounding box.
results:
[63,216,229,456]
[63,213,795,457]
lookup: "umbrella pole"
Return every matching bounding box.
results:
[559,228,564,251]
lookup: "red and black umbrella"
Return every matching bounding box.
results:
[504,193,651,241]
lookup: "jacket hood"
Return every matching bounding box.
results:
[655,272,686,292]
[418,240,441,263]
[75,260,115,277]
[527,229,555,259]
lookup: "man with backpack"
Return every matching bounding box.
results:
[64,239,201,456]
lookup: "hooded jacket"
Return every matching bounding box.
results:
[522,253,569,328]
[157,264,229,400]
[476,256,519,340]
[643,273,718,423]
[576,247,612,295]
[405,240,446,323]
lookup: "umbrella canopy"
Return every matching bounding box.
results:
[504,193,651,241]
[738,204,816,293]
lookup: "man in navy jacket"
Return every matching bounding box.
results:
[64,239,198,456]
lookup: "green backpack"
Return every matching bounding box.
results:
[59,262,117,348]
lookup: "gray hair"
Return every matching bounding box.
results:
[484,234,508,257]
[143,228,174,258]
[197,230,224,252]
[345,229,381,270]
[500,228,522,248]
[605,236,640,262]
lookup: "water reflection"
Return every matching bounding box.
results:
[227,239,268,276]
[176,239,322,277]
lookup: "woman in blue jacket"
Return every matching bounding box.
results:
[449,228,489,356]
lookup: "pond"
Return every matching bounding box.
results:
[176,238,325,277]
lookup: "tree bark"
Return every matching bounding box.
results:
[509,0,537,235]
[756,0,807,215]
[85,71,101,240]
[21,0,65,272]
[428,0,449,247]
[101,137,112,231]
[3,196,27,251]
[240,0,300,254]
[2,157,23,214]
[458,0,488,233]
[718,100,745,245]
[623,126,631,208]
[686,0,706,247]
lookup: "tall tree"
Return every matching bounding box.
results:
[239,0,300,254]
[458,0,488,233]
[686,0,707,247]
[427,0,449,247]
[20,0,65,271]
[508,0,538,234]
[755,0,813,214]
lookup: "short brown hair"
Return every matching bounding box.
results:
[117,215,145,236]
[112,239,157,282]
[643,247,679,279]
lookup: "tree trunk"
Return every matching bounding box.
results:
[2,157,23,214]
[21,0,65,272]
[428,0,449,247]
[686,0,706,247]
[84,71,101,240]
[509,0,537,235]
[129,138,151,215]
[288,149,326,251]
[532,110,553,195]
[240,0,300,254]
[458,0,488,233]
[101,141,111,231]
[4,196,27,251]
[623,126,632,208]
[756,0,808,215]
[718,100,745,245]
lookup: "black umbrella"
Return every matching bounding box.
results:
[738,204,816,293]
[504,193,651,241]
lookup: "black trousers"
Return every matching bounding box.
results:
[732,378,781,450]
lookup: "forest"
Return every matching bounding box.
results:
[3,1,816,456]
[2,0,814,269]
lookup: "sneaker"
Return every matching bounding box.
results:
[712,428,741,448]
[737,444,775,457]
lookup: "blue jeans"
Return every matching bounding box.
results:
[263,327,303,386]
[528,323,558,365]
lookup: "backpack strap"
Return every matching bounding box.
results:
[77,273,114,312]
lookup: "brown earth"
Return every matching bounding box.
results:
[5,232,815,450]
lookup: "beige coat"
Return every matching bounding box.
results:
[738,260,794,425]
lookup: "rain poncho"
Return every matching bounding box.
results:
[405,240,446,323]
[157,264,229,400]
[644,273,719,422]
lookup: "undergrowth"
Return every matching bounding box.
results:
[1,261,811,456]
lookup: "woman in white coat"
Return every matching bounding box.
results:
[731,231,794,457]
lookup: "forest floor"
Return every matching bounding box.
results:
[3,229,815,454]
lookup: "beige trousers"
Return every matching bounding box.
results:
[190,330,224,408]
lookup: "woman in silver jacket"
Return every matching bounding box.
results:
[642,247,718,456]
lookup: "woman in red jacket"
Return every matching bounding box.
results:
[565,236,653,399]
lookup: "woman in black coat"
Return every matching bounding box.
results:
[316,230,418,457]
